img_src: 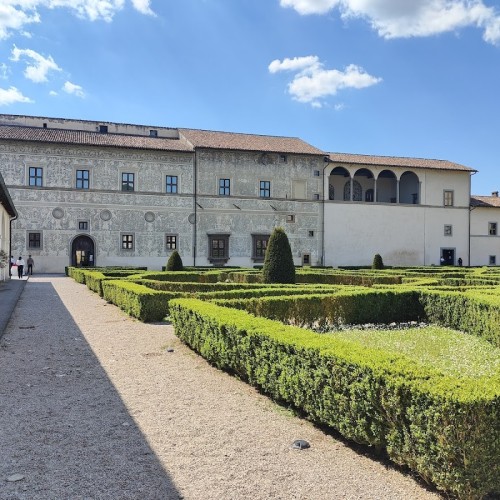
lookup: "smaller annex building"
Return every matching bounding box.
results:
[0,113,497,272]
[0,171,17,281]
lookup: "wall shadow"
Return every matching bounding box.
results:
[0,281,180,499]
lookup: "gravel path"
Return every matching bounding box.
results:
[0,275,441,499]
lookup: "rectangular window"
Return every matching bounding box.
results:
[166,175,178,194]
[260,180,271,198]
[252,234,270,261]
[166,234,177,250]
[150,129,158,137]
[219,178,230,196]
[78,221,89,231]
[121,234,134,250]
[490,255,496,265]
[28,232,41,249]
[208,234,229,263]
[279,154,288,163]
[29,167,43,187]
[313,170,320,177]
[489,222,497,235]
[76,169,89,189]
[444,225,453,236]
[313,193,320,200]
[443,190,454,207]
[122,173,135,192]
[308,230,314,237]
[286,214,295,223]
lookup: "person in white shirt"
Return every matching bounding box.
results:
[16,256,25,279]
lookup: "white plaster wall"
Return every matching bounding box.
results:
[0,205,10,281]
[420,170,471,207]
[470,206,500,266]
[324,203,470,266]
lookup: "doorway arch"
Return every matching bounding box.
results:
[71,235,96,267]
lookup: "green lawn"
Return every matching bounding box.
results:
[333,326,500,379]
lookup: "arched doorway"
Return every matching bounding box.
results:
[71,235,95,267]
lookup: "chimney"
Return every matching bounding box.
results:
[492,191,499,197]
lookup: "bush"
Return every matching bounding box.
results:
[372,254,384,269]
[262,227,295,284]
[166,250,184,271]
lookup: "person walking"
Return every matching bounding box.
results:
[16,256,25,279]
[9,255,15,277]
[27,255,34,275]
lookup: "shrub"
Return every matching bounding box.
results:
[372,253,384,270]
[166,250,184,271]
[262,227,295,284]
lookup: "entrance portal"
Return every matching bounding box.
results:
[441,248,455,266]
[71,235,95,267]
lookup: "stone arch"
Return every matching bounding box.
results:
[70,234,96,267]
[399,171,420,204]
[353,168,375,202]
[344,180,362,201]
[328,166,350,201]
[376,170,397,203]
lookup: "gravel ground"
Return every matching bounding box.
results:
[0,275,441,500]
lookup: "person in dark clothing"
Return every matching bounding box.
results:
[27,255,34,275]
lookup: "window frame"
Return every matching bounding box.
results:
[27,231,42,250]
[208,234,230,264]
[166,175,178,194]
[219,178,231,196]
[259,180,271,198]
[443,190,454,207]
[165,234,177,251]
[251,234,270,262]
[444,224,453,236]
[121,233,134,250]
[490,255,497,265]
[76,169,90,190]
[121,172,135,192]
[489,222,497,236]
[29,167,43,187]
[78,220,89,231]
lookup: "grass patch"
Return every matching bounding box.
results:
[333,326,500,379]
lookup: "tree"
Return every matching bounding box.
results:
[372,253,384,270]
[262,227,295,284]
[166,250,184,271]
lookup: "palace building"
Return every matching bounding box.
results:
[0,114,497,272]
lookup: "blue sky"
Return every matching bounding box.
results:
[0,0,499,195]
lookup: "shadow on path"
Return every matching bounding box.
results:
[0,281,180,499]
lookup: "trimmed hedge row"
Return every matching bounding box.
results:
[101,280,183,321]
[169,299,500,499]
[215,289,424,328]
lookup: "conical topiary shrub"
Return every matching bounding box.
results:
[372,253,384,270]
[166,250,184,271]
[262,227,295,284]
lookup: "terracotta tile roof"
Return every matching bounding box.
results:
[328,152,476,172]
[470,195,500,208]
[0,125,192,152]
[179,128,325,155]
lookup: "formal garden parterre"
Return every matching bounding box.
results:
[67,264,500,499]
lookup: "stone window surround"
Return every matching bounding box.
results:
[75,168,91,189]
[78,219,90,231]
[443,189,454,207]
[488,222,497,236]
[28,166,43,187]
[444,224,453,236]
[120,232,134,250]
[120,170,137,192]
[208,233,230,265]
[165,233,178,250]
[251,233,270,262]
[27,230,42,250]
[166,175,178,194]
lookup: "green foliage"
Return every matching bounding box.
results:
[166,250,184,271]
[170,298,500,499]
[262,227,295,284]
[372,253,384,269]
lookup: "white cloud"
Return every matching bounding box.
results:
[49,89,58,95]
[0,86,33,105]
[0,1,154,39]
[130,0,155,16]
[63,80,85,98]
[10,46,62,83]
[0,63,10,80]
[279,0,500,45]
[269,55,381,107]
